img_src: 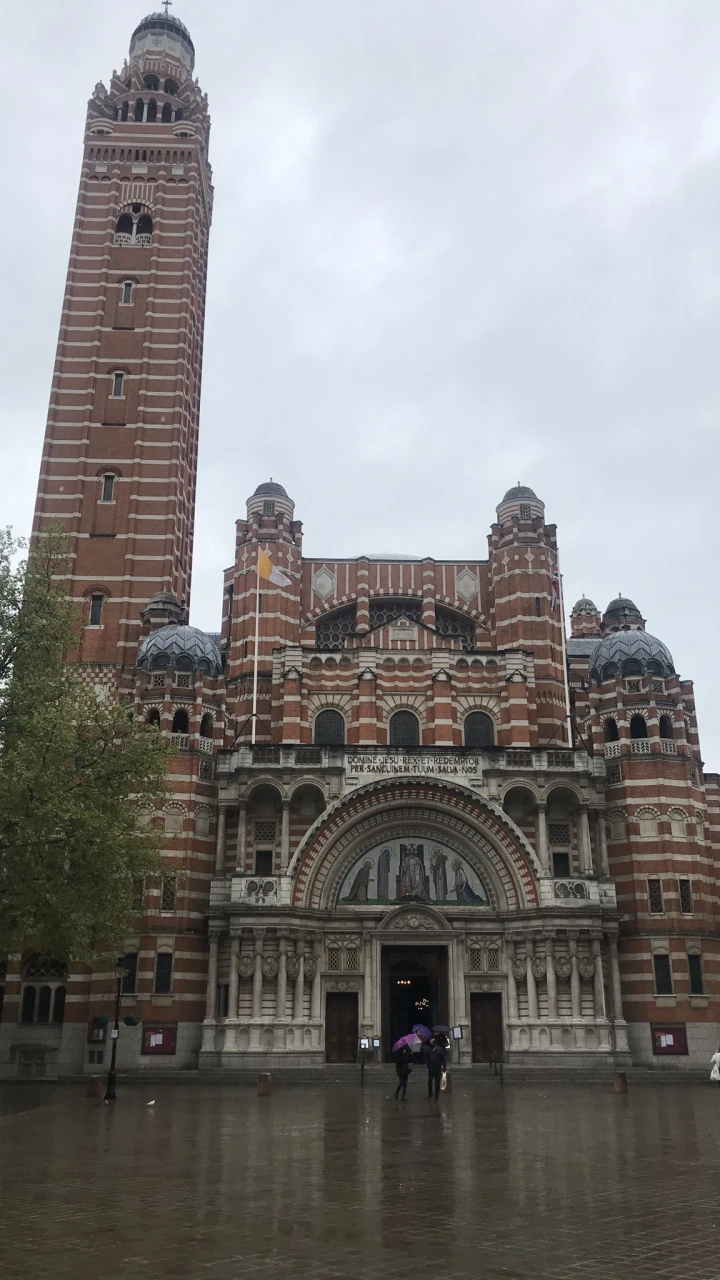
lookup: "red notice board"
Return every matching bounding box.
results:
[141,1024,177,1056]
[651,1024,688,1055]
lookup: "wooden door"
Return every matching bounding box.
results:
[470,993,503,1063]
[325,993,358,1063]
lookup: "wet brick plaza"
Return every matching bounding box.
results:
[1,1076,719,1280]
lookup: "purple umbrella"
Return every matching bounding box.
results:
[392,1033,421,1054]
[412,1024,432,1041]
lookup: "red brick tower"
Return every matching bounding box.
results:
[32,11,213,667]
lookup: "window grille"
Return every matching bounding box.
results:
[469,950,483,971]
[262,500,275,515]
[626,680,642,694]
[653,953,672,995]
[314,709,345,746]
[160,879,176,911]
[369,599,422,630]
[652,680,664,693]
[519,503,531,520]
[175,673,191,689]
[606,762,622,785]
[487,948,500,971]
[548,823,570,846]
[678,879,693,914]
[316,605,356,651]
[23,956,67,981]
[327,947,341,971]
[464,711,494,748]
[198,759,213,781]
[688,954,704,995]
[648,878,664,914]
[505,750,533,767]
[435,606,475,651]
[389,710,420,747]
[254,821,276,845]
[151,672,165,688]
[345,947,359,972]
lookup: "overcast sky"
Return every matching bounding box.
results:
[2,2,719,764]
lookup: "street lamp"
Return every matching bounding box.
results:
[104,958,127,1102]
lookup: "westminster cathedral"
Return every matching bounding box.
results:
[1,11,718,1079]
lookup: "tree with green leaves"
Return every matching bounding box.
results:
[0,526,168,963]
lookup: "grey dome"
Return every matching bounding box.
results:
[590,629,675,682]
[137,624,222,676]
[571,596,599,614]
[502,483,537,502]
[603,596,643,625]
[131,12,195,55]
[253,480,288,498]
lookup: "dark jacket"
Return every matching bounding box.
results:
[423,1042,447,1072]
[394,1045,412,1077]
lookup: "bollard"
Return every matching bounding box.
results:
[258,1071,272,1097]
[613,1070,628,1095]
[86,1074,104,1099]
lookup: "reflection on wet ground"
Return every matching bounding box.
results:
[1,1079,718,1279]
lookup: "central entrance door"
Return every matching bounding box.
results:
[470,992,503,1062]
[381,947,449,1060]
[325,992,358,1063]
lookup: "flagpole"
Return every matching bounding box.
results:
[251,552,261,745]
[556,556,572,747]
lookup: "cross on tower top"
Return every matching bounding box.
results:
[162,0,172,14]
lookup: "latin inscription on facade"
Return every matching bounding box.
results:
[346,754,481,775]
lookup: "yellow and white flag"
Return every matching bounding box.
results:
[257,548,292,587]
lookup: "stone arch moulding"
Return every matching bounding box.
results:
[377,904,452,934]
[288,776,541,911]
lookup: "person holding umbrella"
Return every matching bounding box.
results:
[423,1035,447,1100]
[392,1033,420,1100]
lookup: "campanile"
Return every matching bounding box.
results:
[32,10,213,668]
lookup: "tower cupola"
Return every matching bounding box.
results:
[246,480,295,522]
[601,596,645,634]
[570,596,602,638]
[129,11,196,74]
[495,483,545,527]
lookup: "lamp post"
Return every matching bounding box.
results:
[104,959,127,1102]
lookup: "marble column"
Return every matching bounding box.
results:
[276,934,288,1020]
[535,804,551,873]
[224,932,241,1052]
[453,937,468,1027]
[293,938,305,1022]
[252,930,264,1019]
[525,937,538,1020]
[506,939,519,1020]
[311,937,322,1022]
[595,811,609,876]
[591,937,606,1019]
[201,933,220,1052]
[235,799,247,869]
[569,935,581,1017]
[608,935,629,1051]
[545,933,558,1019]
[214,806,227,874]
[280,799,291,871]
[579,808,593,875]
[362,932,373,1030]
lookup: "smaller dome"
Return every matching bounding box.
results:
[589,629,675,682]
[137,624,222,676]
[502,483,537,502]
[253,480,288,498]
[571,596,598,614]
[602,595,645,633]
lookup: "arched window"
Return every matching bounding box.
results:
[120,101,129,122]
[119,953,138,995]
[154,951,173,995]
[464,711,495,748]
[144,74,160,91]
[162,102,173,123]
[89,593,104,626]
[603,718,619,742]
[175,108,183,122]
[111,371,124,398]
[630,714,647,739]
[100,473,115,503]
[20,958,67,1024]
[199,712,214,738]
[146,708,161,727]
[389,710,420,748]
[622,659,643,676]
[314,709,345,746]
[147,100,157,122]
[172,708,189,734]
[659,715,674,739]
[164,78,179,95]
[121,280,133,305]
[136,214,153,238]
[115,213,133,236]
[670,811,686,839]
[135,98,144,121]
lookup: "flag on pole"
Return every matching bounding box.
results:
[257,548,292,587]
[550,565,559,612]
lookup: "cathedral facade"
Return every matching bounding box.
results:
[1,14,718,1078]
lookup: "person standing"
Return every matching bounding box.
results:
[423,1036,446,1100]
[394,1043,412,1100]
[711,1047,720,1086]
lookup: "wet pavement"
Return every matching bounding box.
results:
[0,1077,718,1280]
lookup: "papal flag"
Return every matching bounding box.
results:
[257,548,292,587]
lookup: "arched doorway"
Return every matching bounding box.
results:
[382,946,449,1060]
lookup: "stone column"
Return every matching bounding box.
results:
[214,806,227,874]
[201,932,220,1053]
[293,938,305,1022]
[252,930,264,1019]
[235,799,247,869]
[362,931,373,1031]
[591,936,606,1019]
[579,808,593,876]
[506,938,519,1021]
[608,935,629,1051]
[311,937,322,1022]
[525,936,538,1020]
[453,937,468,1027]
[595,811,609,876]
[280,799,291,871]
[545,933,557,1019]
[569,934,581,1017]
[276,934,288,1020]
[536,804,551,873]
[223,932,241,1052]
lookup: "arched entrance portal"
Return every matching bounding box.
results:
[382,946,449,1060]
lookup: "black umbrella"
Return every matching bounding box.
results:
[432,1024,451,1034]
